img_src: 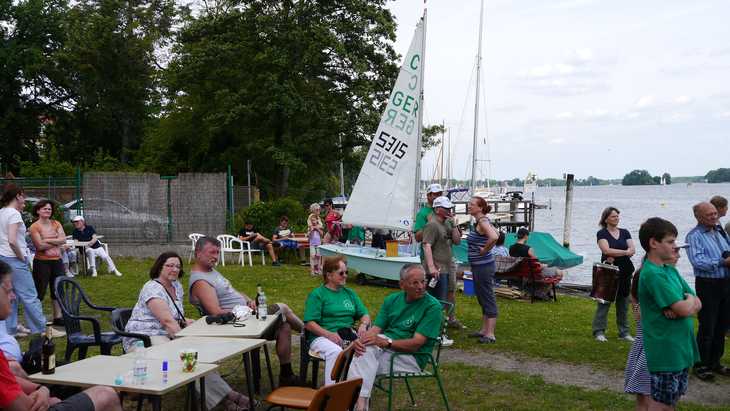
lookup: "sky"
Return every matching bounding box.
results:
[384,0,730,181]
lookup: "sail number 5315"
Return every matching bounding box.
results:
[369,131,408,176]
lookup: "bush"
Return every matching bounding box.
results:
[235,197,307,236]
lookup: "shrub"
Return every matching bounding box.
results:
[235,197,307,236]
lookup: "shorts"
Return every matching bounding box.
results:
[49,392,94,411]
[448,260,457,293]
[275,239,299,249]
[32,259,65,301]
[650,368,688,406]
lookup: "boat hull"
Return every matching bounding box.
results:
[318,244,419,281]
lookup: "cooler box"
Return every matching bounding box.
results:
[385,240,399,257]
[462,271,474,296]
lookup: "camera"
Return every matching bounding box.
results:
[205,312,235,325]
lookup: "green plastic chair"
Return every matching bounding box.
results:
[372,300,452,411]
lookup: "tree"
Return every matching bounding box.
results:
[622,169,655,186]
[662,172,671,185]
[422,124,445,157]
[142,0,399,201]
[706,168,730,183]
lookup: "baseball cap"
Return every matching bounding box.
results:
[432,196,453,209]
[427,183,444,194]
[71,215,84,222]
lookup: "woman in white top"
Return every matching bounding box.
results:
[0,184,46,335]
[125,252,249,411]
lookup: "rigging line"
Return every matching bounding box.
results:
[453,62,478,181]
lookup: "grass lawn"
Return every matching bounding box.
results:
[19,257,729,410]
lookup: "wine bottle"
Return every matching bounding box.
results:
[255,284,263,319]
[42,325,56,375]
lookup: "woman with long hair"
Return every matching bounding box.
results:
[593,206,635,342]
[0,184,45,336]
[466,196,499,343]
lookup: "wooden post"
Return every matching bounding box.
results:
[563,174,575,248]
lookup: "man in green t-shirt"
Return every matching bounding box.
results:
[347,264,442,411]
[637,217,701,409]
[414,185,465,331]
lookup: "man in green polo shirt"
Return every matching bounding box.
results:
[347,264,442,411]
[414,184,464,332]
[637,217,701,410]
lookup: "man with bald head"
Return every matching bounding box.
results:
[685,202,730,381]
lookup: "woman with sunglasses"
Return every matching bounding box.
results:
[124,252,249,411]
[303,255,370,386]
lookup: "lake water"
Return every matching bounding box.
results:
[531,182,730,287]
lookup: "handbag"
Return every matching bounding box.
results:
[154,280,187,329]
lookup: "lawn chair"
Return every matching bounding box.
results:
[241,239,265,266]
[299,330,324,388]
[216,234,245,266]
[110,308,151,352]
[373,300,452,411]
[265,347,357,410]
[188,233,205,262]
[55,277,121,362]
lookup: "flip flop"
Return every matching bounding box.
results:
[478,335,496,344]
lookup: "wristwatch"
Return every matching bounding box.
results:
[386,337,393,349]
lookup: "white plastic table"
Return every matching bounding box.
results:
[28,354,217,411]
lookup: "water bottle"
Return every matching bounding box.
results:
[161,360,168,384]
[132,341,148,385]
[257,287,268,321]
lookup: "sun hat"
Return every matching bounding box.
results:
[432,196,453,209]
[427,183,444,194]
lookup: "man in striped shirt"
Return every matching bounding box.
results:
[685,202,730,381]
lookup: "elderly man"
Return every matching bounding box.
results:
[685,202,730,381]
[71,216,122,277]
[347,264,442,411]
[414,184,464,332]
[188,237,304,386]
[0,260,123,411]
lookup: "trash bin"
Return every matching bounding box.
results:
[462,271,474,296]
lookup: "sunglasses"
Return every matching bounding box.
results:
[336,270,348,276]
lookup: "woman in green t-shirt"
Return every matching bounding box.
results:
[303,255,370,386]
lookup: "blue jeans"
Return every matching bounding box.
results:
[427,272,449,303]
[0,256,46,334]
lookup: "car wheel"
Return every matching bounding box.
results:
[143,222,163,240]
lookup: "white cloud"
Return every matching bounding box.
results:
[717,111,730,119]
[549,137,566,144]
[672,96,692,105]
[635,95,655,109]
[556,111,575,119]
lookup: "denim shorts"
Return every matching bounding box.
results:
[650,368,688,406]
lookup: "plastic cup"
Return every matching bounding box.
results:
[179,349,198,372]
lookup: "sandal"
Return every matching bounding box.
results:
[468,331,485,338]
[478,335,496,344]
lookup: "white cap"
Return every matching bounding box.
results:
[71,215,84,222]
[427,183,444,194]
[432,196,453,209]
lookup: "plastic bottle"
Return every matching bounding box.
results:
[162,360,168,384]
[257,286,268,321]
[132,341,148,385]
[41,325,56,374]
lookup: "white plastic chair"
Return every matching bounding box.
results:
[188,233,205,262]
[85,240,110,269]
[216,234,245,266]
[241,240,265,266]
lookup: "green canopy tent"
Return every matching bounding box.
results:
[452,231,583,269]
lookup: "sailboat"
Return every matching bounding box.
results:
[318,12,427,281]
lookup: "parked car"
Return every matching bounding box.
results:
[62,198,167,240]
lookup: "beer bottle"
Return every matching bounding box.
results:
[42,325,56,374]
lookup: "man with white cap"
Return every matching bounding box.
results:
[71,216,122,277]
[414,184,465,333]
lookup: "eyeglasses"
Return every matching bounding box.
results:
[337,270,348,276]
[164,263,181,270]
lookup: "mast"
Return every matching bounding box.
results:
[470,0,484,194]
[413,8,426,226]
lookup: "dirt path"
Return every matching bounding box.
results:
[439,349,729,407]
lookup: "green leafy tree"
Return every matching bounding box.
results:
[141,0,399,201]
[622,169,655,186]
[706,168,730,183]
[661,172,671,185]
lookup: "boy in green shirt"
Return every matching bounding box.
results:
[347,263,442,411]
[637,217,701,409]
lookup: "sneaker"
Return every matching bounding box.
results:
[271,261,281,267]
[595,334,608,342]
[52,318,65,327]
[478,335,496,344]
[619,335,635,342]
[113,270,123,277]
[439,335,454,347]
[694,366,715,381]
[13,329,28,338]
[447,319,466,329]
[712,365,730,377]
[17,324,31,334]
[91,270,98,277]
[65,271,75,278]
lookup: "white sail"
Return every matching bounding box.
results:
[342,19,425,231]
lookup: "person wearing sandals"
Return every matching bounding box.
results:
[29,200,67,328]
[593,207,635,342]
[466,196,499,344]
[125,252,250,411]
[303,255,370,386]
